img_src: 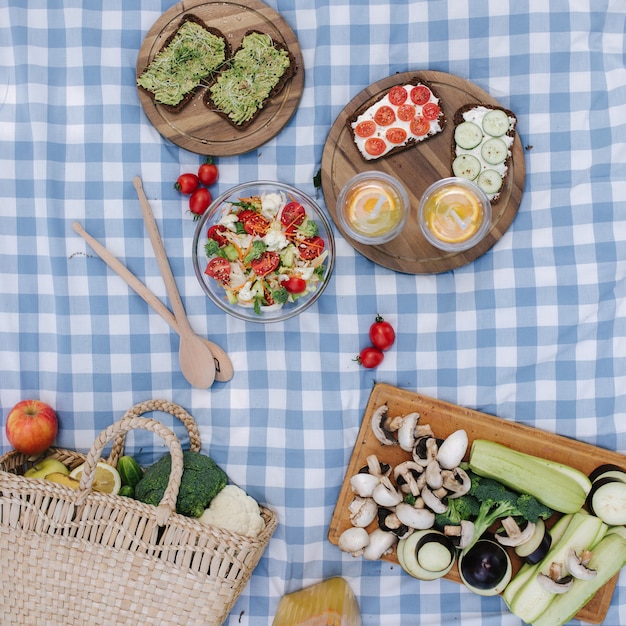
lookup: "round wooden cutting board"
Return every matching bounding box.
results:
[136,0,304,156]
[321,71,526,274]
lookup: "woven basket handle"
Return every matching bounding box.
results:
[76,415,183,526]
[107,399,201,466]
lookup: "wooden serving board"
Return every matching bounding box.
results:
[321,71,526,273]
[328,383,626,624]
[136,0,304,156]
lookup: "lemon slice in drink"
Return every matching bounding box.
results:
[70,461,122,495]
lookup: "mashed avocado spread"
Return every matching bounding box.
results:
[209,32,291,125]
[137,21,226,106]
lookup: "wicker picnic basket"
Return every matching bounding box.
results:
[0,399,278,625]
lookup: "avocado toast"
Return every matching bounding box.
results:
[204,30,297,129]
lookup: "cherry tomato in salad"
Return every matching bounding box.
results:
[282,276,307,294]
[369,314,395,351]
[198,159,219,186]
[410,116,431,137]
[397,103,417,122]
[422,102,441,121]
[355,120,376,138]
[410,85,431,106]
[175,173,200,195]
[189,187,212,218]
[386,127,407,145]
[388,85,408,106]
[239,210,270,236]
[205,257,231,283]
[356,346,384,369]
[280,201,306,227]
[374,105,396,126]
[207,224,228,246]
[364,137,387,157]
[297,235,325,260]
[251,251,280,277]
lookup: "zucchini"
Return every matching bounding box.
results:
[454,121,483,150]
[476,169,502,195]
[506,512,607,624]
[452,154,481,180]
[529,455,592,496]
[482,109,510,137]
[469,439,589,513]
[532,532,626,626]
[481,137,508,165]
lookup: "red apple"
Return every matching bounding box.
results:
[5,400,58,455]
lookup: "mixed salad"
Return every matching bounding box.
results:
[203,191,328,314]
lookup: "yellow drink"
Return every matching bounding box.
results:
[344,180,404,237]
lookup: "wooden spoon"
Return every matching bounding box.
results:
[72,221,234,382]
[133,176,216,389]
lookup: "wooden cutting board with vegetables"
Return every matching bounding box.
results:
[328,383,626,624]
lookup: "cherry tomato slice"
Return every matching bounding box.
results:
[297,236,325,260]
[410,85,431,106]
[280,201,306,227]
[198,160,218,186]
[369,315,396,351]
[410,116,431,137]
[205,257,231,284]
[397,103,416,122]
[388,85,408,106]
[364,137,387,157]
[422,102,441,121]
[207,224,228,246]
[355,120,376,138]
[175,173,199,195]
[374,105,396,126]
[239,210,269,236]
[282,276,307,294]
[251,251,280,276]
[356,346,384,369]
[385,127,407,145]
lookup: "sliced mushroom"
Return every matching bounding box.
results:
[421,485,448,514]
[397,412,420,452]
[395,502,436,530]
[365,454,391,478]
[566,548,597,580]
[363,528,398,560]
[338,527,370,556]
[537,572,574,594]
[441,467,471,499]
[413,436,439,467]
[393,461,423,497]
[377,508,411,539]
[372,476,403,507]
[495,516,537,547]
[444,520,475,550]
[348,496,378,528]
[371,405,403,445]
[350,472,380,498]
[437,429,469,470]
[425,460,443,490]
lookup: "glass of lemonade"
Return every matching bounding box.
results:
[337,172,409,245]
[418,177,491,252]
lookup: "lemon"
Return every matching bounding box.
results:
[69,461,122,495]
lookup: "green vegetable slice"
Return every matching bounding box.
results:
[481,137,508,165]
[452,154,481,180]
[476,169,503,195]
[482,109,511,137]
[454,121,483,150]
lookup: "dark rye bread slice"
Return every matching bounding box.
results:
[451,103,517,204]
[137,14,231,114]
[203,30,297,130]
[346,76,446,161]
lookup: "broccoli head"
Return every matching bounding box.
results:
[134,451,228,518]
[435,494,481,529]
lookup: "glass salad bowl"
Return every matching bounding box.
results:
[192,181,336,323]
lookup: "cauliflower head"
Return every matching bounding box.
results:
[199,485,265,537]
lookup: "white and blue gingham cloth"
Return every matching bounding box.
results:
[1,1,625,624]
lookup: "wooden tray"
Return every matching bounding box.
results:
[136,0,304,156]
[320,71,526,274]
[328,383,626,624]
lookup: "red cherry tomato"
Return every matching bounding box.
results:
[205,257,231,283]
[356,346,384,369]
[385,127,407,145]
[198,159,219,186]
[374,105,396,126]
[282,276,307,294]
[364,137,387,157]
[397,103,416,122]
[410,116,431,137]
[280,201,306,227]
[174,173,200,195]
[297,235,325,260]
[240,211,269,236]
[207,224,228,246]
[388,85,408,106]
[369,314,395,351]
[250,251,280,277]
[422,102,441,121]
[410,85,431,105]
[355,120,376,138]
[189,187,211,217]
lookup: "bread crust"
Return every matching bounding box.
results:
[203,30,297,130]
[346,75,447,161]
[451,103,517,204]
[137,13,231,114]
